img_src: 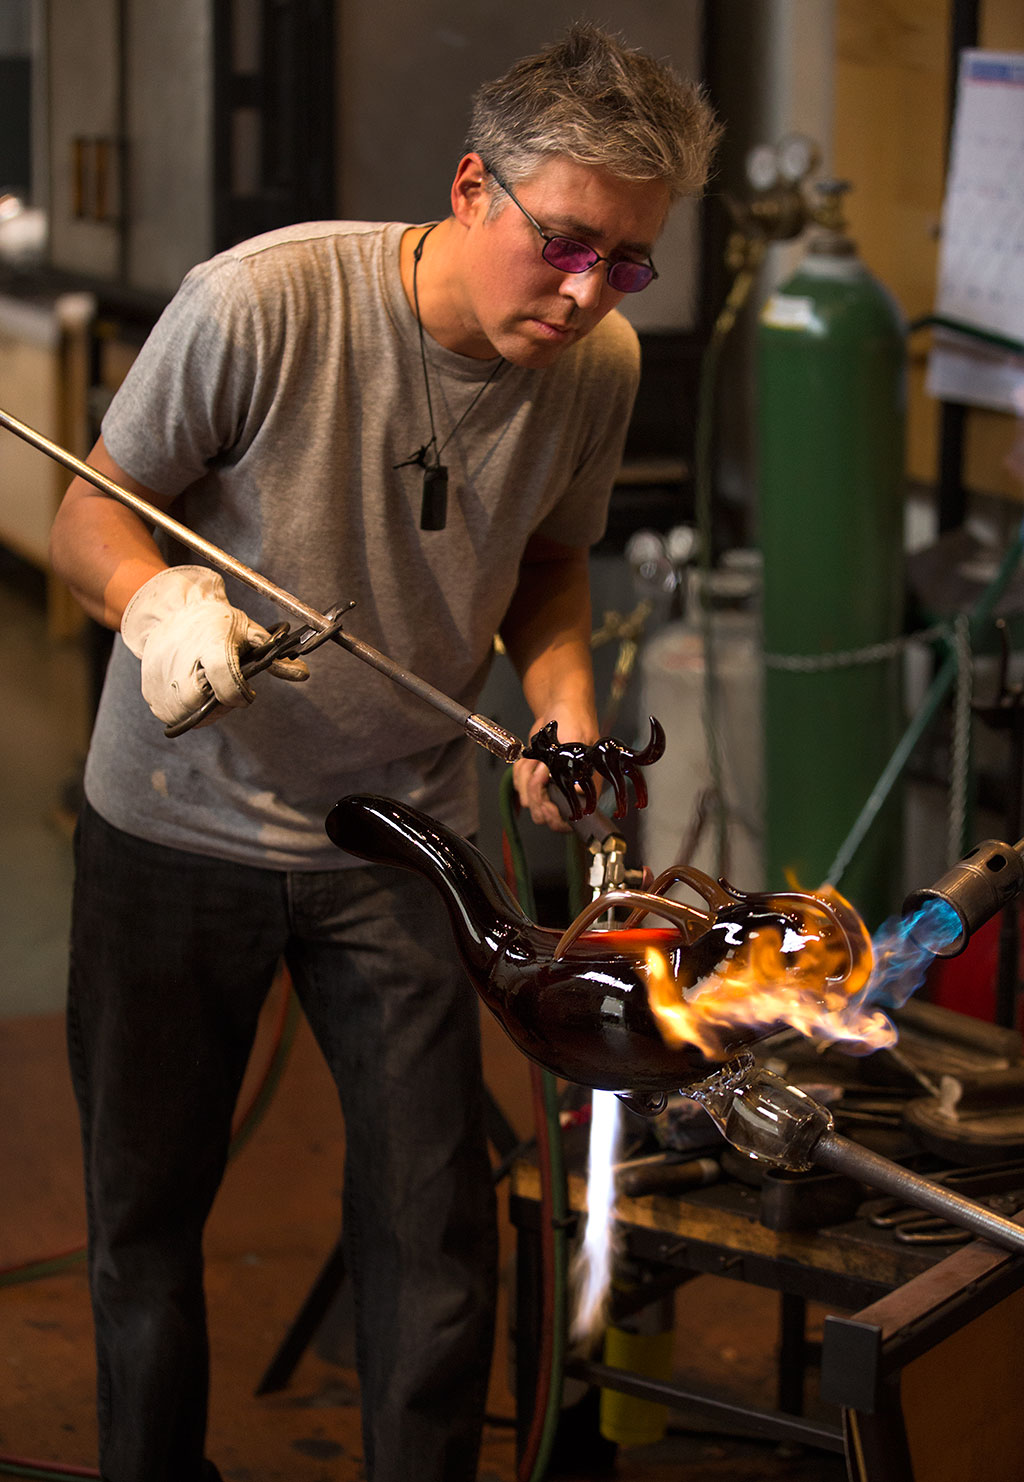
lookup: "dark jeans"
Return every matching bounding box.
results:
[67,802,498,1482]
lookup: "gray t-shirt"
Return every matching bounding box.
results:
[85,220,640,868]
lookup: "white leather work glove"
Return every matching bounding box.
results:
[121,564,308,727]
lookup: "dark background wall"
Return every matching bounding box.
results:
[334,0,705,334]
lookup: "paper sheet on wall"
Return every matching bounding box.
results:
[926,50,1024,416]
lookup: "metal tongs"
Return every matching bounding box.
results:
[162,605,353,737]
[0,406,663,819]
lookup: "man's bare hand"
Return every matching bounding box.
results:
[513,705,601,831]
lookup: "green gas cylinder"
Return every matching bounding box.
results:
[757,227,907,927]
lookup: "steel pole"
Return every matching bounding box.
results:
[814,1129,1024,1258]
[0,404,522,762]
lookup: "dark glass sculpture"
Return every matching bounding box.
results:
[325,794,810,1094]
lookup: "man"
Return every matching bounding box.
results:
[49,23,719,1482]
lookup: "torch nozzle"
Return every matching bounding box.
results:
[901,838,1024,957]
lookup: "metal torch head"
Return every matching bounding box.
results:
[902,839,1024,957]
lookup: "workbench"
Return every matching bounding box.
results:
[509,1150,1024,1481]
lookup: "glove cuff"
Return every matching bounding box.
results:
[121,565,230,657]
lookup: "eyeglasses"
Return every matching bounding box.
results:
[487,169,658,294]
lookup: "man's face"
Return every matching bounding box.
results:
[452,155,671,367]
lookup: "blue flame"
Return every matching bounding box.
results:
[904,897,963,956]
[821,900,962,1055]
[867,898,962,1012]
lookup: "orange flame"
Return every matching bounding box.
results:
[644,886,897,1059]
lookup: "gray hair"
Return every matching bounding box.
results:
[465,23,722,205]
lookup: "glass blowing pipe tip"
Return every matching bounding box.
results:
[902,838,1024,958]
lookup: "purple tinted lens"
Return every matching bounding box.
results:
[541,236,654,292]
[543,237,599,273]
[607,260,654,293]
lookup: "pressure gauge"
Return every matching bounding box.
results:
[624,529,665,568]
[776,133,819,186]
[745,143,779,193]
[664,525,697,567]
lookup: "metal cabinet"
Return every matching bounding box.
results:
[44,0,332,297]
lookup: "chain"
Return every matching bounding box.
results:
[947,613,973,866]
[764,622,951,673]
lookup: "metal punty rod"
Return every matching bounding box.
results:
[0,405,523,762]
[813,1131,1024,1258]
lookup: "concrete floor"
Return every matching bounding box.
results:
[0,553,888,1481]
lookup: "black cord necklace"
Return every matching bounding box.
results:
[394,222,506,530]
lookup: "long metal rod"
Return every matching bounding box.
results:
[814,1130,1024,1258]
[0,405,522,762]
[0,406,326,628]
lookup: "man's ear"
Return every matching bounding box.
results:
[451,153,489,226]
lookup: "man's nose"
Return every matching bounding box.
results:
[557,265,607,311]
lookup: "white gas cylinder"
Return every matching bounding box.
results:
[639,610,764,891]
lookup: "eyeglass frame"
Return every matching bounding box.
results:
[484,166,659,294]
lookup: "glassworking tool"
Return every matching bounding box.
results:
[0,404,664,817]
